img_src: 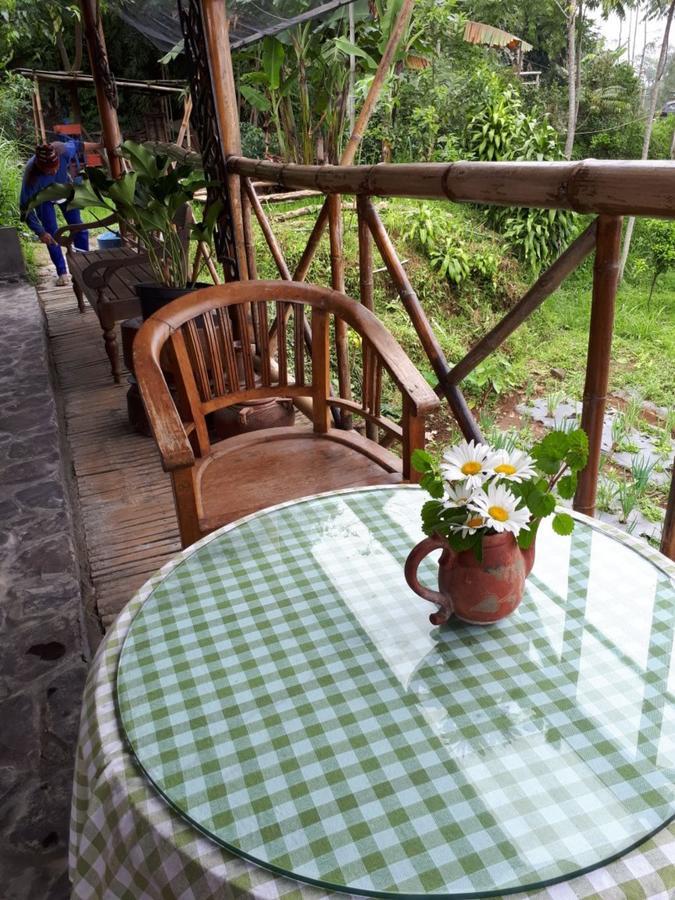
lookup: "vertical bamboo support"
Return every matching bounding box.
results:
[328,194,352,428]
[402,398,424,483]
[661,469,675,561]
[311,309,331,434]
[33,79,46,143]
[574,215,623,516]
[80,0,123,178]
[241,183,258,280]
[357,195,379,441]
[201,0,248,280]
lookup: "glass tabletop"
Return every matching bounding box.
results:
[117,485,675,898]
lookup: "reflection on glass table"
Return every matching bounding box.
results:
[111,485,675,899]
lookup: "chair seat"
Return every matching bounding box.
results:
[196,425,403,533]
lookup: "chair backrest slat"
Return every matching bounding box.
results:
[183,319,212,401]
[294,305,305,387]
[235,304,256,389]
[201,310,226,396]
[256,301,272,386]
[276,301,288,387]
[169,328,210,455]
[215,308,240,391]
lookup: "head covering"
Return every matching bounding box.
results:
[35,143,58,169]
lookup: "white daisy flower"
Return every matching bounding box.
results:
[469,483,530,536]
[441,440,491,489]
[485,448,537,483]
[452,512,487,538]
[444,482,475,508]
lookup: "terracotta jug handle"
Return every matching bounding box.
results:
[404,537,454,625]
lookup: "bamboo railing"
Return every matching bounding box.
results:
[229,156,675,560]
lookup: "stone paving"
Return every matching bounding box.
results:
[0,275,91,899]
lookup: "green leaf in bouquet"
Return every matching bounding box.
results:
[411,449,434,474]
[557,473,577,500]
[421,499,445,537]
[552,512,575,536]
[564,429,589,471]
[420,472,444,499]
[517,517,540,549]
[526,489,556,518]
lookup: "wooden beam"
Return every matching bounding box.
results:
[574,215,623,517]
[228,157,675,219]
[79,0,123,178]
[449,220,598,384]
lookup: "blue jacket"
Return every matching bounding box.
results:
[20,140,83,236]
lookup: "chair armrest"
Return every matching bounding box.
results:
[133,319,196,472]
[81,251,151,291]
[54,214,118,249]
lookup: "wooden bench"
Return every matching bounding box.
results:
[56,215,154,383]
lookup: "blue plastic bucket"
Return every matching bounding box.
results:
[97,230,123,250]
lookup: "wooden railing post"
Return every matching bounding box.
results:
[661,469,675,561]
[574,215,623,517]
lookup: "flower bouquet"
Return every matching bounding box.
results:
[405,429,589,625]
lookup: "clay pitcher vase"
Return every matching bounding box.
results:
[405,533,536,625]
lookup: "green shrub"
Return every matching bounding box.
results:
[240,122,266,159]
[0,136,23,227]
[466,85,575,271]
[0,73,34,152]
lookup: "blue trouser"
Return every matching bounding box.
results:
[34,202,88,275]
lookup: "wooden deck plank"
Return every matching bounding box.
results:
[38,268,181,629]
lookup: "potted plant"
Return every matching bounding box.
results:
[30,140,221,319]
[405,429,589,625]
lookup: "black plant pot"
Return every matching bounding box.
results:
[135,282,210,321]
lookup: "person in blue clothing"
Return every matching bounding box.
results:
[20,139,103,285]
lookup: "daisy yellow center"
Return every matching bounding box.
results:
[461,461,482,476]
[494,463,517,475]
[467,515,484,528]
[488,505,509,522]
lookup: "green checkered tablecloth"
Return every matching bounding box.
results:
[71,486,675,899]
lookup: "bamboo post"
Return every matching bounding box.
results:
[79,0,123,178]
[240,184,257,281]
[328,194,352,429]
[33,78,46,143]
[661,468,675,561]
[449,220,598,384]
[357,195,378,441]
[574,215,623,516]
[176,94,193,149]
[244,178,292,280]
[360,197,482,443]
[201,0,248,279]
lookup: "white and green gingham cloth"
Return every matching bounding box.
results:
[71,486,675,899]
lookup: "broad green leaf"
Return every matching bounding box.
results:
[557,474,577,500]
[240,84,271,113]
[411,448,434,473]
[333,37,376,68]
[420,472,444,499]
[262,36,284,91]
[552,512,575,536]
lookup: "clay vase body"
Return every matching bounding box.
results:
[405,532,536,625]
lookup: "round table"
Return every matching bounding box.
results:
[70,486,675,899]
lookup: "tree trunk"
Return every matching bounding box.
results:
[564,1,577,160]
[619,0,675,280]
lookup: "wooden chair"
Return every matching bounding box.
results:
[134,280,440,548]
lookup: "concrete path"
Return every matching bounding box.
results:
[0,275,89,899]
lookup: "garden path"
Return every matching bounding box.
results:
[38,267,180,629]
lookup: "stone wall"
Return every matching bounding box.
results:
[0,279,89,899]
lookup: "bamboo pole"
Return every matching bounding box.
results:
[33,78,46,143]
[244,178,292,280]
[360,197,481,442]
[356,197,379,443]
[240,184,258,281]
[661,469,675,561]
[341,0,415,166]
[574,215,623,517]
[176,94,193,149]
[328,194,352,429]
[449,220,598,384]
[201,0,248,279]
[228,157,675,219]
[79,0,123,179]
